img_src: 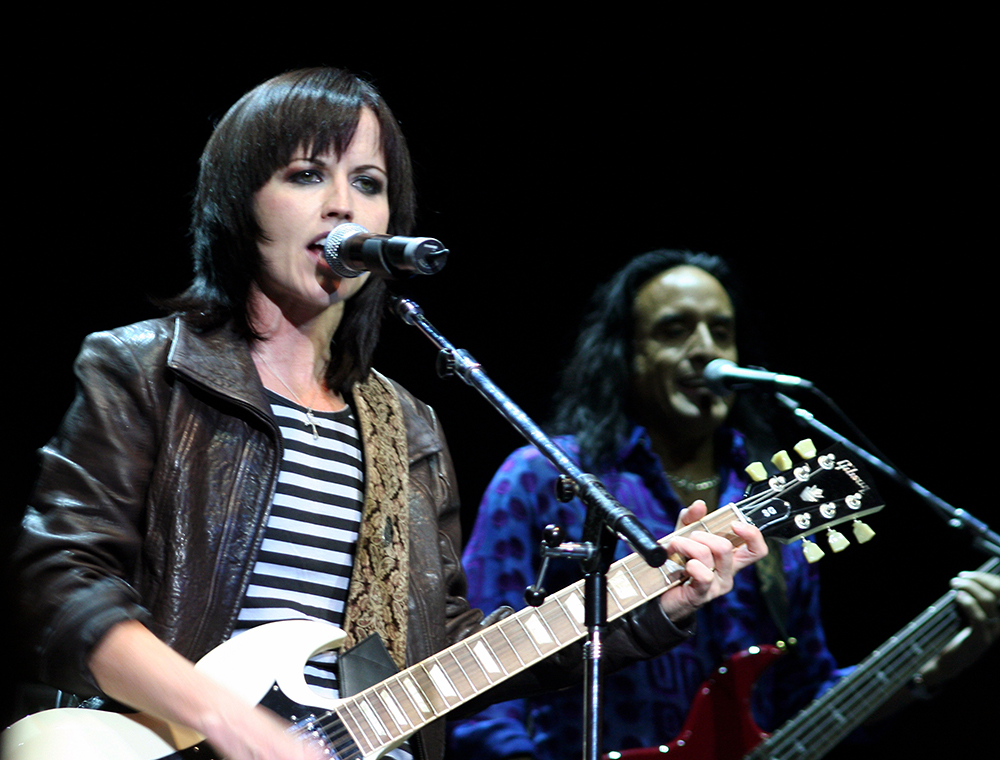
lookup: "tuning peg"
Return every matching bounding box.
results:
[852,520,876,543]
[793,439,817,459]
[826,528,850,553]
[745,462,768,482]
[801,539,825,563]
[771,450,793,471]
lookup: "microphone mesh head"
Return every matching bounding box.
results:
[704,359,737,395]
[323,223,369,278]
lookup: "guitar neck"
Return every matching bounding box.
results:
[326,440,884,758]
[329,507,743,758]
[747,556,1000,760]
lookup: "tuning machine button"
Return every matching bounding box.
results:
[826,528,850,553]
[801,539,825,563]
[793,439,817,459]
[771,450,793,471]
[745,462,768,482]
[852,520,876,543]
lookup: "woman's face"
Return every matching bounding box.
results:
[252,108,390,318]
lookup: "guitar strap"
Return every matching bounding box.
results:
[342,371,411,671]
[755,540,790,642]
[338,633,400,697]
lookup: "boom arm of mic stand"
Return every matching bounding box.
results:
[775,393,1000,557]
[392,297,667,569]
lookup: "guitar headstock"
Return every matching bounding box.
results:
[736,439,883,563]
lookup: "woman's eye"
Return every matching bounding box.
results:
[291,169,323,184]
[353,175,385,195]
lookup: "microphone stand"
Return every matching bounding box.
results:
[391,297,667,760]
[775,392,1000,558]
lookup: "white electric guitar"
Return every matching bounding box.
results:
[3,440,883,760]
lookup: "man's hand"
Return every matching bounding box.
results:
[657,500,768,621]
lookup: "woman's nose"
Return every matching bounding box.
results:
[322,177,354,221]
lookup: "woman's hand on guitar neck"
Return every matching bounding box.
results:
[656,500,768,622]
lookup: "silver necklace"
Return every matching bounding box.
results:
[665,472,721,492]
[256,352,321,440]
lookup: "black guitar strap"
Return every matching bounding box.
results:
[338,632,400,697]
[755,539,790,642]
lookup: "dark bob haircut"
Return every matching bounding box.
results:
[175,67,416,392]
[550,249,777,469]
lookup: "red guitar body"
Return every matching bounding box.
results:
[605,645,782,760]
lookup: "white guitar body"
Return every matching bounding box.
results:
[3,620,349,760]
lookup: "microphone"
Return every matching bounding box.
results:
[704,359,813,394]
[323,223,449,279]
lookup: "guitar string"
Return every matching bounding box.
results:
[745,617,954,759]
[749,588,968,758]
[44,587,951,760]
[296,455,867,760]
[306,547,685,758]
[290,711,358,760]
[756,592,960,756]
[780,559,1000,757]
[786,614,958,758]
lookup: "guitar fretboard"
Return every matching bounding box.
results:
[747,556,1000,760]
[333,506,745,757]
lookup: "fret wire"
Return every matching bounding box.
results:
[312,499,788,760]
[479,626,516,675]
[553,595,584,637]
[642,558,670,597]
[623,558,659,599]
[477,630,511,677]
[701,505,738,534]
[384,673,424,726]
[441,647,475,697]
[755,576,990,758]
[337,702,376,755]
[496,617,534,665]
[604,576,627,617]
[532,605,560,648]
[415,661,456,713]
[453,638,495,687]
[616,560,643,602]
[656,559,680,588]
[399,671,436,721]
[542,597,580,642]
[373,686,410,737]
[355,694,390,741]
[512,608,552,659]
[367,689,398,733]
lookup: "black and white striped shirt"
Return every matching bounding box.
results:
[232,390,365,699]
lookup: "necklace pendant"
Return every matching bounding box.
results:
[305,409,320,440]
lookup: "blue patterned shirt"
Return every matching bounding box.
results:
[447,427,846,760]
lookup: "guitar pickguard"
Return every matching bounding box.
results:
[2,620,351,760]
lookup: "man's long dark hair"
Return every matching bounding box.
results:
[549,249,782,470]
[171,67,416,393]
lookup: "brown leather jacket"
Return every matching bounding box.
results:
[16,316,691,760]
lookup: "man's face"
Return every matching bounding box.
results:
[630,265,738,440]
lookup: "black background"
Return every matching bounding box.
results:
[7,21,996,758]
